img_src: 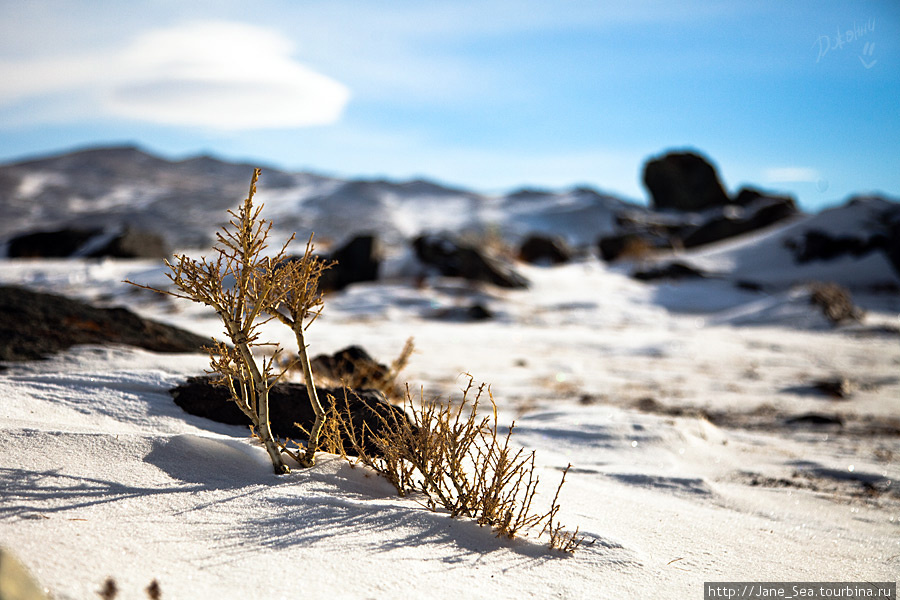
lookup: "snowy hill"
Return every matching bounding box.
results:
[0,145,637,251]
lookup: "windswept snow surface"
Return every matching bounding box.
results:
[0,254,898,599]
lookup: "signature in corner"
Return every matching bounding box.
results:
[859,41,877,69]
[813,18,877,69]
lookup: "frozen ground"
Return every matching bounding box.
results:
[0,246,898,599]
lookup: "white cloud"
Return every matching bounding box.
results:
[0,21,350,130]
[762,167,821,183]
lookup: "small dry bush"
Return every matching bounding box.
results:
[322,376,583,552]
[127,168,582,553]
[127,168,332,472]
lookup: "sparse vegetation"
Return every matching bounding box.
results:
[127,168,331,472]
[129,168,580,552]
[321,376,584,551]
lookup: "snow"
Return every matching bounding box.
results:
[1,211,899,598]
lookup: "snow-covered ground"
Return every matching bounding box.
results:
[1,240,898,598]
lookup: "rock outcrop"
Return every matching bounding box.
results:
[0,285,208,362]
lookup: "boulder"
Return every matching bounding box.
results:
[632,262,708,281]
[169,376,408,456]
[318,235,381,292]
[86,227,169,259]
[682,196,798,248]
[0,285,209,362]
[597,232,674,262]
[732,186,794,207]
[787,230,871,263]
[429,302,494,322]
[642,151,729,212]
[7,228,101,258]
[310,345,390,389]
[6,226,168,259]
[518,235,571,265]
[412,234,528,288]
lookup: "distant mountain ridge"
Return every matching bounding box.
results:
[0,145,637,251]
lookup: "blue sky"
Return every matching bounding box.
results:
[0,1,897,211]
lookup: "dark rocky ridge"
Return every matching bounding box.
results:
[0,285,209,362]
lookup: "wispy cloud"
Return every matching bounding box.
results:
[0,21,350,130]
[762,167,821,183]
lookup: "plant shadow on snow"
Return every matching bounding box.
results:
[0,467,208,520]
[204,457,621,566]
[144,434,277,487]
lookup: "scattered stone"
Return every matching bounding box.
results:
[807,282,864,325]
[731,186,794,207]
[0,285,209,362]
[86,227,169,259]
[735,280,765,292]
[784,413,844,427]
[812,377,858,399]
[310,345,390,389]
[169,376,408,456]
[7,228,101,258]
[518,235,571,265]
[642,150,730,212]
[597,232,673,262]
[430,303,494,322]
[632,262,708,281]
[0,547,48,600]
[786,230,872,263]
[681,196,798,248]
[7,226,168,259]
[317,234,381,292]
[412,234,529,288]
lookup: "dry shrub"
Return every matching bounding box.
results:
[327,375,583,552]
[128,168,331,472]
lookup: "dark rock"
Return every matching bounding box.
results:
[884,210,900,276]
[310,345,390,389]
[86,227,169,259]
[787,230,871,263]
[597,232,673,262]
[318,235,381,292]
[682,196,798,248]
[784,413,844,427]
[7,226,168,259]
[788,207,900,278]
[632,262,708,281]
[169,376,408,456]
[412,234,528,288]
[430,303,494,322]
[808,282,864,325]
[812,377,857,399]
[7,228,102,258]
[732,186,794,207]
[518,235,571,265]
[0,285,209,361]
[735,280,765,292]
[642,151,729,212]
